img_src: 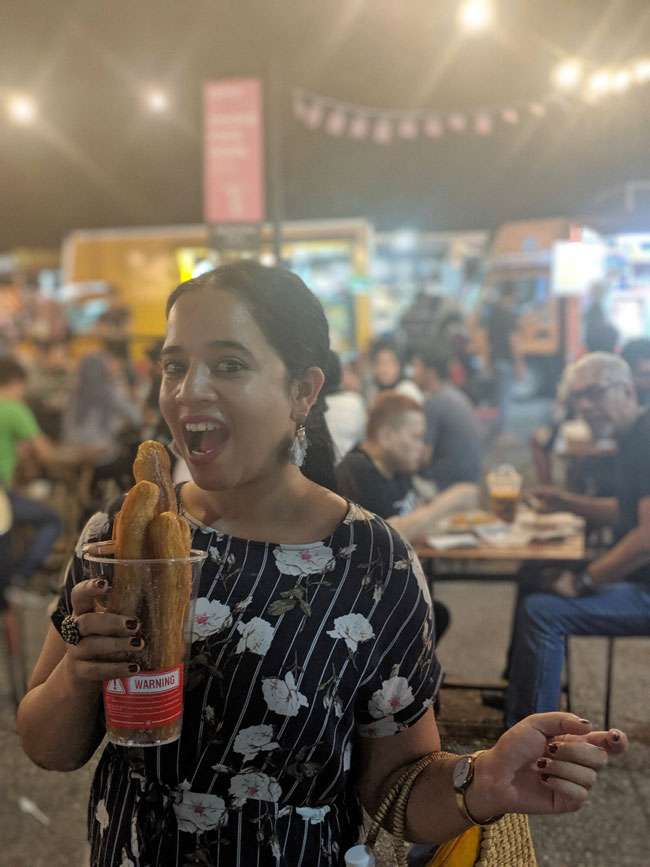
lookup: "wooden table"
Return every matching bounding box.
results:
[415,525,586,699]
[415,531,585,564]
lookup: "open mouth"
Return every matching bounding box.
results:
[182,419,229,457]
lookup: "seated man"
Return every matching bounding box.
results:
[410,346,482,491]
[336,392,478,644]
[336,392,478,544]
[505,352,650,727]
[0,356,62,604]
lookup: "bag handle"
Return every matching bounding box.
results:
[365,751,456,866]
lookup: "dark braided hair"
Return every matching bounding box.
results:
[166,261,338,493]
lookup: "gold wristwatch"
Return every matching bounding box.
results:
[452,751,503,826]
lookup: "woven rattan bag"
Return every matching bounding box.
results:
[362,752,537,867]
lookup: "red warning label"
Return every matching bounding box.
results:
[103,665,184,729]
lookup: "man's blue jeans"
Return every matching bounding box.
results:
[505,582,650,728]
[2,492,62,586]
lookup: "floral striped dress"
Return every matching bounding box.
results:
[52,499,441,867]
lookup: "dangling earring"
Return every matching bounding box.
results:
[288,423,308,467]
[169,439,182,459]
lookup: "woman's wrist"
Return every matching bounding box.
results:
[463,749,506,824]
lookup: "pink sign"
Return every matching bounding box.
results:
[203,78,265,224]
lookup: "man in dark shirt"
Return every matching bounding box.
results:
[486,284,524,439]
[337,392,478,648]
[505,352,650,726]
[410,346,482,491]
[337,391,478,541]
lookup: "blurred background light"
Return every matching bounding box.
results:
[143,87,170,113]
[457,0,494,34]
[612,68,632,92]
[633,59,650,83]
[551,58,584,91]
[6,93,38,125]
[586,69,613,97]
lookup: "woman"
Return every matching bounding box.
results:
[18,262,626,866]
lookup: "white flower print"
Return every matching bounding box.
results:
[229,772,282,803]
[191,598,232,640]
[95,799,109,836]
[262,671,309,717]
[344,502,374,524]
[337,544,357,558]
[173,790,228,833]
[119,850,134,867]
[233,724,280,762]
[323,693,344,718]
[235,617,274,655]
[130,814,140,858]
[358,718,402,738]
[203,705,215,723]
[273,543,334,576]
[411,555,432,605]
[343,741,352,773]
[327,613,375,653]
[234,594,253,613]
[296,805,331,824]
[76,512,110,557]
[368,675,415,719]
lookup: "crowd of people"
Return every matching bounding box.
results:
[3,261,641,866]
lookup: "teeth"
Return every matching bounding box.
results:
[184,421,220,432]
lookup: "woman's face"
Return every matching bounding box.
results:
[159,289,299,492]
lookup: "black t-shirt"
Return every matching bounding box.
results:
[336,446,419,519]
[614,410,650,583]
[486,304,518,362]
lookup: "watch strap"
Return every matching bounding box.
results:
[455,751,504,826]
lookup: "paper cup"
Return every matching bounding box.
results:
[83,547,206,747]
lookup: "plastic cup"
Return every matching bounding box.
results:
[486,464,522,524]
[83,547,206,747]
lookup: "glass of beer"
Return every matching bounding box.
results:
[486,464,522,524]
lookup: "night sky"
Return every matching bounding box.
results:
[2,0,650,249]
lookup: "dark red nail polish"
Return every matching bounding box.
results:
[548,744,558,754]
[126,619,139,630]
[537,758,547,769]
[540,773,549,782]
[611,730,621,741]
[128,663,139,673]
[130,637,143,647]
[579,718,591,725]
[94,578,107,589]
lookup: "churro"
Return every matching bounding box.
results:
[133,440,177,514]
[110,480,159,618]
[103,442,194,746]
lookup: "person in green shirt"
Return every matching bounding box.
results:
[0,356,62,606]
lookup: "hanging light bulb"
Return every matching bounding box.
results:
[551,58,584,92]
[457,0,494,34]
[7,93,38,125]
[144,87,170,113]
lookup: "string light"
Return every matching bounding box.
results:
[586,69,613,98]
[457,0,494,34]
[6,93,38,125]
[551,58,584,92]
[144,88,170,113]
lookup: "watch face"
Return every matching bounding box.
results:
[453,755,472,789]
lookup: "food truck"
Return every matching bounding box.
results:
[61,219,373,358]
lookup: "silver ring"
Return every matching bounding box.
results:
[61,614,82,645]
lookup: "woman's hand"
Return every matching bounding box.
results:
[63,578,145,683]
[473,713,627,818]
